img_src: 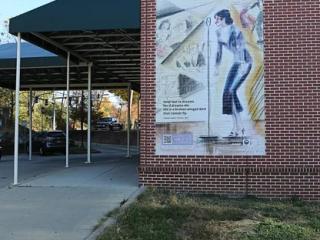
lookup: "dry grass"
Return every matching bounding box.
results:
[97,189,320,240]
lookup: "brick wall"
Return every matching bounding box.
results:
[139,0,320,200]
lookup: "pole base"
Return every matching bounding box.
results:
[200,135,250,145]
[199,135,219,142]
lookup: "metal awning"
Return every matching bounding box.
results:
[3,0,141,91]
[9,0,140,33]
[0,42,56,59]
[0,42,66,89]
[7,0,140,185]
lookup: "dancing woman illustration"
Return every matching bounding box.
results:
[214,9,252,137]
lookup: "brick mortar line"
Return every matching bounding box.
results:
[139,166,320,174]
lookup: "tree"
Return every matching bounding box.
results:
[0,20,16,44]
[0,87,141,134]
[110,89,139,104]
[0,88,15,127]
[109,89,140,128]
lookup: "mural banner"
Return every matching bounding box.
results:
[156,0,265,155]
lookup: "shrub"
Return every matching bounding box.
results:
[246,219,313,240]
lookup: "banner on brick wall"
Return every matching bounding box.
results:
[155,0,265,155]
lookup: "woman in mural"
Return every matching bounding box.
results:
[156,19,172,58]
[214,9,252,137]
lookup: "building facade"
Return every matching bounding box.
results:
[139,0,320,200]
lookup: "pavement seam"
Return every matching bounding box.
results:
[83,186,146,240]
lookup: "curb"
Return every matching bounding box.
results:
[84,186,146,240]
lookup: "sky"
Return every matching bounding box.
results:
[0,0,53,20]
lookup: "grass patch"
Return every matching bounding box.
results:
[246,219,313,240]
[97,189,320,240]
[92,208,121,232]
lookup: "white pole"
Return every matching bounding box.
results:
[66,52,70,168]
[126,86,132,158]
[86,63,92,164]
[206,17,212,136]
[13,33,21,185]
[28,88,33,161]
[53,91,56,130]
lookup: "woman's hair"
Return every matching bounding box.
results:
[215,9,233,25]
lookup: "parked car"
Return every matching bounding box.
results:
[96,117,123,131]
[27,130,67,155]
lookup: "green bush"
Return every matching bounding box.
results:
[308,217,320,232]
[246,219,313,240]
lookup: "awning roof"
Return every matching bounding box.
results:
[9,0,140,33]
[1,0,141,91]
[0,42,63,68]
[0,42,64,89]
[0,42,56,59]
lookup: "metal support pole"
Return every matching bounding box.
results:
[14,33,21,185]
[86,63,92,164]
[206,17,212,136]
[28,89,33,161]
[126,85,132,158]
[66,52,70,168]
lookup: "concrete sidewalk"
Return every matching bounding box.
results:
[0,145,139,240]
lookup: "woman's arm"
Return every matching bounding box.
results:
[215,41,223,66]
[215,41,223,76]
[214,29,224,75]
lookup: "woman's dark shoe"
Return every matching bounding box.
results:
[228,131,239,137]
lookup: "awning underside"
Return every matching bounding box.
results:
[0,29,140,91]
[2,0,141,92]
[0,66,139,91]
